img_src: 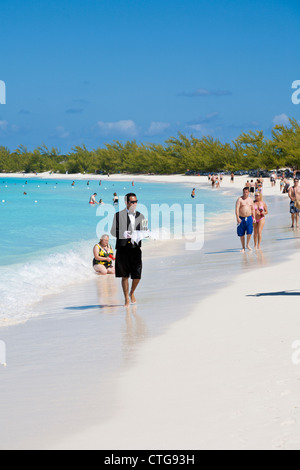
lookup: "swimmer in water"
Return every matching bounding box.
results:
[89,193,99,205]
[191,188,196,198]
[113,193,119,205]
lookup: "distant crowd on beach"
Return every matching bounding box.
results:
[233,173,300,253]
[190,169,300,253]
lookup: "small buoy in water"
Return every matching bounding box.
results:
[35,200,38,203]
[2,200,5,203]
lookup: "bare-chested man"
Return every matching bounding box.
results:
[288,178,300,229]
[236,187,254,252]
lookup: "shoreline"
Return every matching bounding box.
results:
[0,170,290,199]
[0,209,236,331]
[0,177,236,329]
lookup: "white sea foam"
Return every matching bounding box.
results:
[0,241,95,327]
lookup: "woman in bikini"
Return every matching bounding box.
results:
[253,192,268,250]
[93,234,115,275]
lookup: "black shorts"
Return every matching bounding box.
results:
[115,247,142,279]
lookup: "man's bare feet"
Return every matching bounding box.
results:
[247,246,252,251]
[130,292,137,304]
[124,297,130,308]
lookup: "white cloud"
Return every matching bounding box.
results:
[178,88,232,97]
[97,120,138,136]
[0,120,20,133]
[186,124,206,133]
[272,114,290,126]
[0,120,8,131]
[55,126,70,139]
[146,122,171,136]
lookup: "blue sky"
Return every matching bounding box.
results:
[1,0,300,153]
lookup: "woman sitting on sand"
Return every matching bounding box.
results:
[93,235,115,275]
[253,192,268,250]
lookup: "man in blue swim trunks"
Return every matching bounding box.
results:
[288,179,300,229]
[236,187,254,252]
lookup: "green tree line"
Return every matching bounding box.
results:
[1,118,300,175]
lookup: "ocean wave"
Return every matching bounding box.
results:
[0,241,95,326]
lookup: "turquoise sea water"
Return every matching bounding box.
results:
[0,177,233,324]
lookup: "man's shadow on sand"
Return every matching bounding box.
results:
[247,290,300,298]
[65,304,123,311]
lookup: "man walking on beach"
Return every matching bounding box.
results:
[236,187,254,252]
[111,193,145,307]
[288,178,300,229]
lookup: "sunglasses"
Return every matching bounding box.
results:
[128,200,138,204]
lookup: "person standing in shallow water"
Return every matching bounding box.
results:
[89,193,98,205]
[113,193,119,205]
[253,192,268,250]
[236,187,254,253]
[111,193,145,308]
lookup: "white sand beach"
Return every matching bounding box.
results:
[55,253,300,451]
[1,172,300,450]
